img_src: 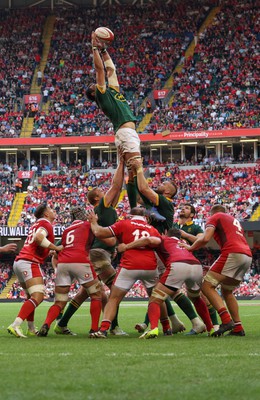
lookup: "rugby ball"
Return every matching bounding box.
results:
[95,27,114,43]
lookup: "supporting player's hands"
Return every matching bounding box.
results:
[118,145,124,163]
[117,243,127,253]
[87,211,98,224]
[178,241,192,251]
[131,158,142,170]
[54,245,63,252]
[0,243,17,253]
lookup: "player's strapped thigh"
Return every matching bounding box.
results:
[83,280,102,296]
[151,286,169,301]
[115,127,140,154]
[13,259,43,282]
[55,292,69,302]
[27,284,45,295]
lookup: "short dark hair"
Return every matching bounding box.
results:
[211,204,226,214]
[184,203,196,216]
[167,227,181,238]
[166,181,177,198]
[34,203,48,219]
[87,188,99,206]
[130,207,146,216]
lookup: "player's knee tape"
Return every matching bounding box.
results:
[221,283,237,291]
[28,284,45,295]
[55,293,69,302]
[204,273,220,288]
[152,288,169,301]
[85,281,102,296]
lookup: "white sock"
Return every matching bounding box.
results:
[27,321,35,331]
[169,314,183,326]
[13,317,23,327]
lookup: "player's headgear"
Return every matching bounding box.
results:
[71,206,88,221]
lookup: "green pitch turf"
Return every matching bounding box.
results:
[0,301,259,400]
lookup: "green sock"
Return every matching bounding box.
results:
[144,312,150,326]
[174,293,197,320]
[58,299,81,327]
[126,181,137,209]
[56,310,63,321]
[208,304,219,325]
[110,306,119,330]
[165,297,175,317]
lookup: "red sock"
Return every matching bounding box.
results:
[45,305,62,328]
[193,297,213,332]
[148,302,160,330]
[160,318,171,333]
[100,320,111,331]
[90,299,102,331]
[218,307,232,324]
[18,298,38,321]
[27,310,35,322]
[233,321,243,332]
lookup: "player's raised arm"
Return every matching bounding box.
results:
[104,148,125,207]
[100,49,119,90]
[91,32,106,87]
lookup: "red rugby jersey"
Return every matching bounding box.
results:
[109,216,161,270]
[206,212,252,256]
[58,220,94,264]
[16,218,54,264]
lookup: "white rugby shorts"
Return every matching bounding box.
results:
[115,127,140,153]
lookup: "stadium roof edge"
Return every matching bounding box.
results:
[0,0,167,9]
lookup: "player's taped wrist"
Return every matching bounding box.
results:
[40,237,51,248]
[136,167,143,174]
[92,46,98,51]
[104,58,115,70]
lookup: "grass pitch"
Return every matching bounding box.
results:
[0,301,259,400]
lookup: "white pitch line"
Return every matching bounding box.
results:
[0,351,259,357]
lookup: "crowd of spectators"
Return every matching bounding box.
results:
[0,262,12,294]
[3,2,257,138]
[145,1,259,133]
[30,1,209,138]
[0,8,47,137]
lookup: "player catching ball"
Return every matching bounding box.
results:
[86,30,142,172]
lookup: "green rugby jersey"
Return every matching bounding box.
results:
[95,86,137,132]
[92,197,117,252]
[151,195,174,234]
[172,221,203,245]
